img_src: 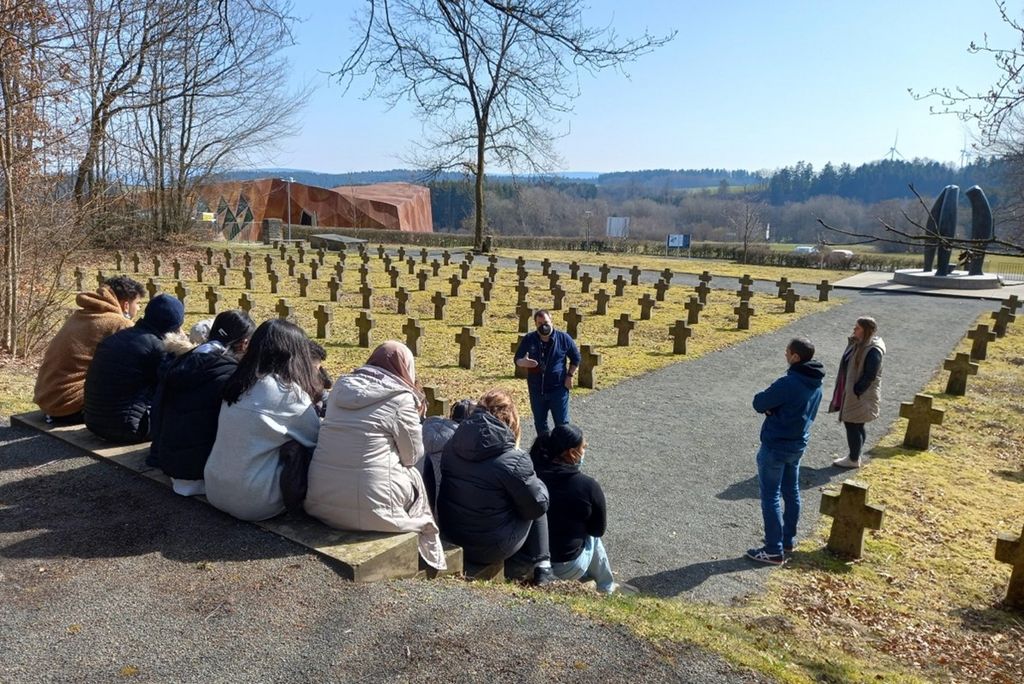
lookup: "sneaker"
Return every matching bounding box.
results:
[746,547,786,565]
[532,566,556,587]
[608,582,640,596]
[832,455,861,469]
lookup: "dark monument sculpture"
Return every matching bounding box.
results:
[964,185,994,276]
[923,184,959,276]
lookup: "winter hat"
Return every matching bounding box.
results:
[547,423,584,458]
[142,294,185,335]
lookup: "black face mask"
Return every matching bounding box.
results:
[538,323,552,336]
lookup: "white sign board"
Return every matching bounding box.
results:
[667,234,691,248]
[606,216,630,238]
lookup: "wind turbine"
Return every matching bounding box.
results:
[886,131,905,161]
[959,134,970,169]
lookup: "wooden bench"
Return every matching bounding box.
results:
[11,411,463,582]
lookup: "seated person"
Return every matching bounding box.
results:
[34,275,145,423]
[421,398,476,508]
[532,424,636,595]
[203,319,322,522]
[82,294,185,444]
[150,310,255,497]
[437,389,553,584]
[307,340,332,417]
[305,341,446,571]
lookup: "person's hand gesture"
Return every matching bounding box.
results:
[564,374,574,390]
[517,353,539,369]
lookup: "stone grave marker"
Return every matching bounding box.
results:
[314,305,332,339]
[407,257,417,275]
[296,245,305,263]
[396,287,409,315]
[775,276,791,297]
[338,251,347,264]
[578,344,601,389]
[614,313,635,346]
[698,270,712,285]
[569,261,580,280]
[389,268,400,288]
[243,268,254,290]
[432,291,447,320]
[264,254,275,274]
[377,244,386,259]
[598,264,611,283]
[669,320,692,355]
[695,281,710,305]
[471,296,488,327]
[899,393,944,450]
[223,249,233,269]
[417,270,429,291]
[334,262,345,284]
[278,244,287,260]
[145,278,158,299]
[402,318,423,356]
[486,263,498,281]
[551,284,566,310]
[781,288,800,313]
[397,246,406,261]
[967,323,997,361]
[1003,294,1021,314]
[511,335,528,379]
[734,300,754,330]
[74,267,84,290]
[268,269,279,294]
[243,252,252,269]
[316,248,326,266]
[217,264,228,287]
[660,268,674,284]
[172,259,181,279]
[594,289,610,316]
[420,247,429,264]
[286,256,296,277]
[297,273,309,297]
[580,272,593,294]
[992,306,1015,337]
[548,270,560,289]
[431,259,441,277]
[515,280,530,305]
[514,256,526,270]
[383,254,392,272]
[612,275,627,297]
[423,386,449,417]
[323,276,338,303]
[943,353,979,396]
[195,261,204,283]
[820,480,885,559]
[443,250,452,266]
[459,261,470,279]
[449,273,462,297]
[541,258,552,276]
[456,327,479,369]
[480,277,493,302]
[205,247,213,265]
[359,264,369,285]
[685,296,703,325]
[131,252,141,273]
[205,286,220,314]
[360,283,373,309]
[95,270,104,288]
[816,280,833,302]
[654,279,669,302]
[736,285,753,302]
[629,265,642,286]
[638,293,655,320]
[360,251,370,265]
[516,301,533,333]
[564,307,582,339]
[738,274,754,288]
[238,292,253,313]
[114,252,123,270]
[310,261,319,281]
[275,298,292,320]
[995,524,1024,608]
[356,310,375,348]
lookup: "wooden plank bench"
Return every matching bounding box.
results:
[11,411,462,582]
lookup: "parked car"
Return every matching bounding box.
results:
[791,245,817,255]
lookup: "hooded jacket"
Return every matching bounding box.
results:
[535,459,607,564]
[304,366,445,569]
[34,287,133,417]
[752,359,825,455]
[438,411,549,564]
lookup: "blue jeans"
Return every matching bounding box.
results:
[756,445,802,556]
[552,536,615,592]
[528,384,569,437]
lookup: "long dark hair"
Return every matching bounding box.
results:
[223,319,323,406]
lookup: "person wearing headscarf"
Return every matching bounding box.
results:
[304,341,446,570]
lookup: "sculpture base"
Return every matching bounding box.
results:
[892,269,1002,290]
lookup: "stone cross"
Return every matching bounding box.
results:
[820,480,885,559]
[456,327,479,369]
[991,306,1015,337]
[684,296,704,325]
[580,272,593,294]
[569,261,580,280]
[734,301,755,330]
[735,285,753,302]
[660,268,674,284]
[464,251,474,264]
[297,273,309,297]
[217,264,228,287]
[480,277,493,302]
[172,259,181,279]
[417,270,429,291]
[548,270,560,289]
[629,265,642,286]
[205,286,219,314]
[900,393,944,450]
[316,248,326,265]
[612,275,627,297]
[360,283,373,309]
[238,292,253,313]
[114,252,123,270]
[578,344,601,389]
[423,386,449,418]
[356,310,375,348]
[95,270,104,288]
[486,263,498,281]
[420,247,429,264]
[310,261,319,281]
[1003,294,1021,314]
[278,244,287,260]
[516,301,533,333]
[943,353,979,396]
[738,274,754,288]
[459,261,470,279]
[564,307,582,339]
[488,254,498,266]
[243,252,252,269]
[286,256,296,277]
[775,276,791,298]
[551,284,566,311]
[449,273,462,297]
[389,268,400,289]
[967,324,997,361]
[511,335,528,379]
[195,262,204,283]
[781,288,800,313]
[402,318,423,356]
[443,250,452,266]
[397,246,406,261]
[268,270,280,294]
[360,251,370,265]
[638,293,656,320]
[613,313,635,346]
[377,244,386,259]
[407,257,416,275]
[695,281,710,305]
[698,271,712,285]
[515,280,530,305]
[541,258,552,276]
[295,245,305,263]
[471,296,488,327]
[222,250,233,269]
[516,264,528,281]
[654,279,669,302]
[145,278,158,299]
[383,254,392,272]
[314,305,332,339]
[204,247,213,265]
[514,256,526,270]
[264,254,275,274]
[334,262,344,284]
[669,320,692,355]
[74,267,84,290]
[396,287,409,315]
[359,264,369,286]
[338,251,348,264]
[594,289,610,316]
[152,255,161,276]
[995,523,1024,608]
[243,268,254,290]
[432,291,447,320]
[431,259,441,277]
[816,280,833,302]
[275,298,292,320]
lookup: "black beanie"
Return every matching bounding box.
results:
[548,423,584,458]
[142,294,185,335]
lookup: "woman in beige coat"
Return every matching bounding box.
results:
[304,341,445,570]
[829,316,886,469]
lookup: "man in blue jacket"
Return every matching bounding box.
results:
[514,309,581,438]
[747,337,824,565]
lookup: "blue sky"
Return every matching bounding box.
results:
[273,1,1021,174]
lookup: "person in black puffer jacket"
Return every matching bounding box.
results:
[437,389,554,584]
[150,310,255,496]
[532,423,636,595]
[83,294,185,444]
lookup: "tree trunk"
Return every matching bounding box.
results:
[474,124,486,250]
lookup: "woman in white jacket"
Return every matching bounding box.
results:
[204,319,323,522]
[305,341,445,570]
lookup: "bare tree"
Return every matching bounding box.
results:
[728,198,765,264]
[335,0,674,249]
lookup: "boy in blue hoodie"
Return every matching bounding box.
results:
[747,337,824,565]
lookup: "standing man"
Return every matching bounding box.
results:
[514,309,581,438]
[746,337,824,565]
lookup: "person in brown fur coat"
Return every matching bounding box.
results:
[33,275,145,423]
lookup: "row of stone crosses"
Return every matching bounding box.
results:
[818,294,1022,610]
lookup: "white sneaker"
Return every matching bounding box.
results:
[832,456,861,469]
[604,582,640,596]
